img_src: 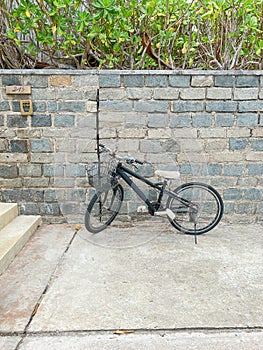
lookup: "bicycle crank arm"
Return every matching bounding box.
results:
[154,209,176,221]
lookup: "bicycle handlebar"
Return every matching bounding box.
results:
[98,144,143,165]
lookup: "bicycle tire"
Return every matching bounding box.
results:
[166,182,223,235]
[85,184,124,233]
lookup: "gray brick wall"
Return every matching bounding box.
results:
[0,70,262,224]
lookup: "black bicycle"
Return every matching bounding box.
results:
[85,144,223,236]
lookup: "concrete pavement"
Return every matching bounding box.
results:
[0,220,262,349]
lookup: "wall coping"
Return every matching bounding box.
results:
[0,69,262,76]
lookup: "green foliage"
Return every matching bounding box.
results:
[1,0,263,69]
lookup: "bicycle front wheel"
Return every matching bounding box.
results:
[166,182,223,235]
[85,184,123,234]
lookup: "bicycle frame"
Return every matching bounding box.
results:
[115,163,194,215]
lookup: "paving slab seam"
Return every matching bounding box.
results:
[13,229,79,350]
[2,326,262,339]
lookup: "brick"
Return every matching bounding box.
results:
[117,139,139,151]
[99,74,120,87]
[57,88,84,100]
[146,75,167,87]
[170,114,191,127]
[223,202,235,213]
[214,76,234,87]
[236,75,259,87]
[65,164,86,177]
[32,114,52,127]
[234,88,258,100]
[2,75,21,86]
[66,189,86,201]
[134,101,169,113]
[127,88,152,100]
[238,101,263,112]
[236,203,257,214]
[205,139,228,151]
[192,113,212,127]
[54,114,75,127]
[229,139,249,150]
[148,114,166,127]
[236,113,258,126]
[7,115,28,128]
[32,88,56,100]
[154,88,179,100]
[44,189,63,202]
[11,101,20,112]
[199,128,226,138]
[191,76,213,87]
[0,165,18,178]
[0,101,10,111]
[209,152,244,163]
[100,88,126,100]
[85,89,98,101]
[246,152,263,161]
[43,164,64,177]
[172,101,204,112]
[180,164,201,176]
[244,189,262,200]
[252,139,263,151]
[224,164,244,176]
[206,88,232,100]
[1,189,22,202]
[147,129,172,139]
[56,139,76,152]
[123,75,144,87]
[223,188,243,200]
[0,139,6,151]
[9,139,28,153]
[31,139,52,153]
[136,164,154,177]
[23,75,48,88]
[32,102,47,112]
[125,113,147,128]
[22,177,49,187]
[100,101,133,112]
[215,114,234,127]
[40,203,61,215]
[227,128,251,138]
[50,75,72,87]
[16,129,41,138]
[206,164,223,176]
[58,101,86,112]
[60,202,79,215]
[19,164,42,177]
[0,115,3,126]
[162,139,180,152]
[206,101,237,112]
[19,203,40,215]
[22,189,44,202]
[72,75,98,87]
[180,88,206,100]
[169,75,190,87]
[247,164,263,175]
[140,140,162,153]
[0,153,28,163]
[48,101,57,112]
[118,128,146,138]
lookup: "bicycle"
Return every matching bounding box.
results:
[85,144,224,238]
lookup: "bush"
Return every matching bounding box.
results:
[1,0,262,69]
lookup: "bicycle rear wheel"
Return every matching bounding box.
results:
[166,182,223,235]
[85,184,123,233]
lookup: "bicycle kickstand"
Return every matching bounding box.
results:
[194,223,198,245]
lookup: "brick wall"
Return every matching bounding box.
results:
[0,70,262,224]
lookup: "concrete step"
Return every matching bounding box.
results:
[0,215,42,275]
[0,203,18,231]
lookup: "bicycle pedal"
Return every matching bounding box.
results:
[165,208,176,220]
[137,205,148,213]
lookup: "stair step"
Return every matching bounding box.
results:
[0,203,18,231]
[0,215,42,275]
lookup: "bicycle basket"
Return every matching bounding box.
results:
[87,162,114,191]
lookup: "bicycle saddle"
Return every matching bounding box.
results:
[155,170,180,180]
